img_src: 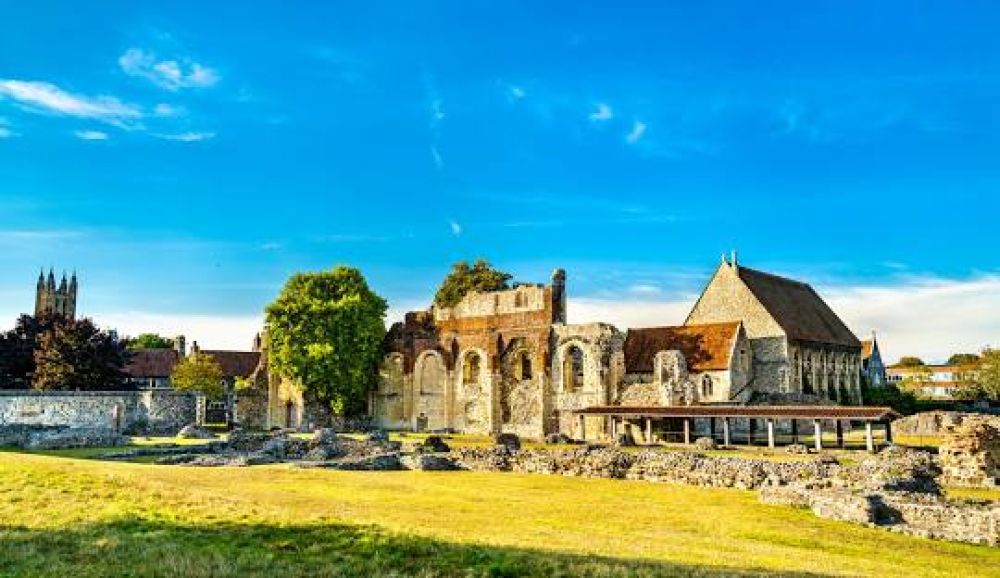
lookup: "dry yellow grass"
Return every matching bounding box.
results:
[1,451,998,577]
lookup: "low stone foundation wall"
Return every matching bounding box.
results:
[454,446,841,490]
[760,484,1000,546]
[0,389,203,437]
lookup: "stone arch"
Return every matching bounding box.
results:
[374,353,406,426]
[414,350,447,431]
[560,342,586,392]
[456,347,490,430]
[499,339,539,427]
[701,374,714,398]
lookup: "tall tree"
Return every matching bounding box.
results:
[975,347,1000,401]
[32,318,129,391]
[265,266,387,415]
[947,353,981,367]
[896,356,926,367]
[433,259,513,308]
[128,333,174,349]
[171,352,225,399]
[0,315,56,388]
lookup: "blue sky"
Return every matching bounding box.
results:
[1,1,997,361]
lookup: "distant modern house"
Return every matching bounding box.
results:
[860,333,887,387]
[887,364,977,400]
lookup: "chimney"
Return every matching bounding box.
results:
[731,250,739,269]
[174,335,187,357]
[551,268,567,324]
[191,340,200,355]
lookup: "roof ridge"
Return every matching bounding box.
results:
[739,266,810,287]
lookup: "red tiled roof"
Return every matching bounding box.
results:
[624,322,740,373]
[737,267,861,348]
[201,350,260,378]
[575,405,900,421]
[125,348,179,378]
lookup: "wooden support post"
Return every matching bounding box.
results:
[722,418,731,447]
[578,413,586,441]
[683,418,691,445]
[611,417,618,440]
[813,420,823,451]
[865,422,875,453]
[645,418,653,444]
[836,420,845,448]
[885,421,893,444]
[791,419,799,443]
[766,419,775,449]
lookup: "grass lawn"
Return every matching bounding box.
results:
[1,452,998,577]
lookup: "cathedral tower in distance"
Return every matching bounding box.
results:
[35,269,77,320]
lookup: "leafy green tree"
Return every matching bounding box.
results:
[947,353,981,366]
[896,356,925,367]
[128,333,174,349]
[975,347,1000,401]
[0,315,58,388]
[861,381,918,414]
[433,259,513,308]
[32,318,130,391]
[171,352,225,399]
[265,266,387,416]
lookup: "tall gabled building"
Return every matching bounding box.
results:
[684,254,863,403]
[860,333,887,387]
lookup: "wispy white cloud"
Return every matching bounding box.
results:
[0,229,85,245]
[74,130,108,141]
[0,80,141,127]
[430,145,444,170]
[626,120,647,143]
[97,311,261,350]
[153,103,185,117]
[588,103,613,121]
[628,284,662,295]
[119,48,219,91]
[155,131,215,142]
[823,274,1000,364]
[430,98,445,125]
[0,119,10,138]
[509,85,526,100]
[449,220,462,236]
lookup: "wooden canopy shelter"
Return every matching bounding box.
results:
[573,405,901,452]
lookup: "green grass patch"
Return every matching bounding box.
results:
[1,452,998,577]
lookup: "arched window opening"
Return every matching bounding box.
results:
[519,352,532,380]
[701,375,713,398]
[463,352,481,386]
[659,359,671,385]
[563,346,584,391]
[514,291,525,308]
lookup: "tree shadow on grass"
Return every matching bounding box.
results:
[0,517,834,578]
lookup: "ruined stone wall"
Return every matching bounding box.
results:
[0,389,201,435]
[939,417,1000,487]
[434,284,551,322]
[551,323,623,439]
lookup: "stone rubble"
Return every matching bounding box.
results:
[176,424,217,440]
[938,417,1000,488]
